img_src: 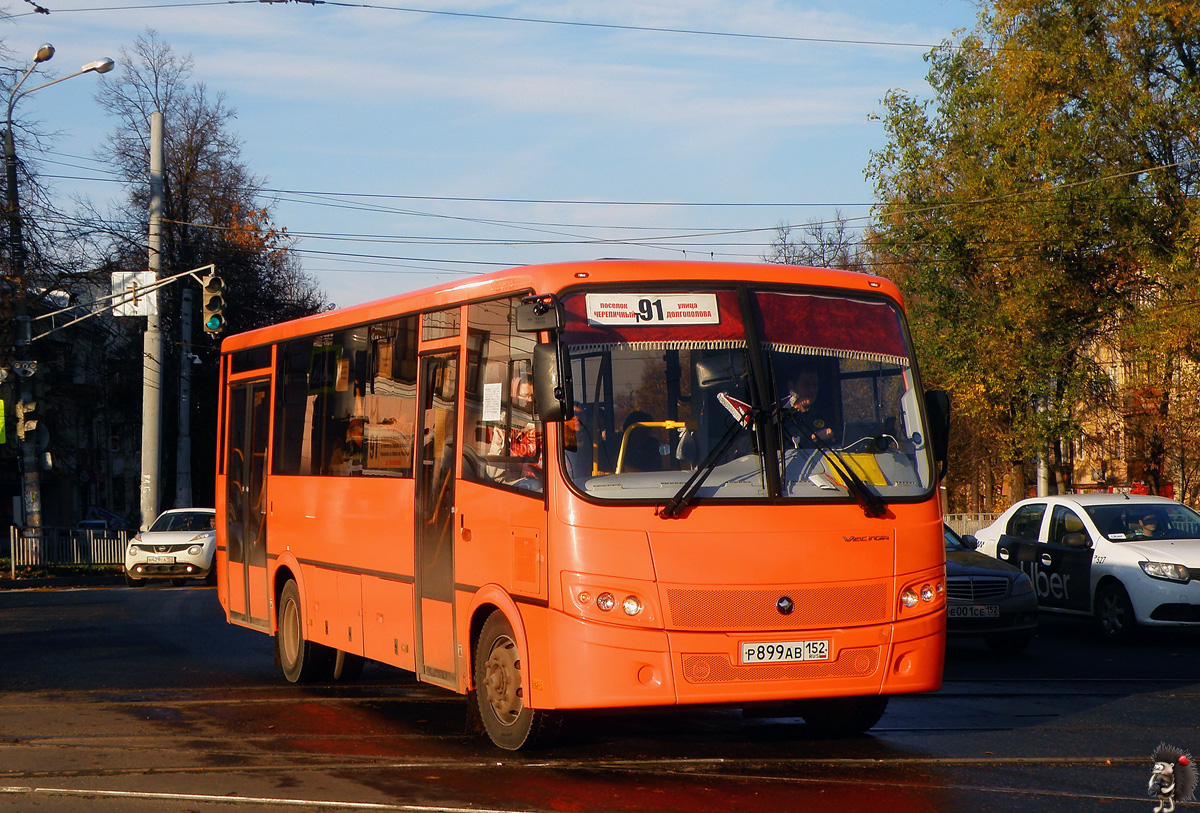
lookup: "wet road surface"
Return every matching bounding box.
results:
[1,585,1197,811]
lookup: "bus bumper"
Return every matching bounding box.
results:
[540,609,944,710]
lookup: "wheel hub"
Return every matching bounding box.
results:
[484,635,522,725]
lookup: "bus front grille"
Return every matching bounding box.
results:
[664,582,890,630]
[680,647,880,683]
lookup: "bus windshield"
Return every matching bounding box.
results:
[560,287,934,504]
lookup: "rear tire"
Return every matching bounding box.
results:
[799,696,889,736]
[474,610,560,750]
[331,650,365,682]
[1095,582,1137,642]
[276,580,335,682]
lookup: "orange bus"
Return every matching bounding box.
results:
[214,259,950,749]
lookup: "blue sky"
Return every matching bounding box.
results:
[5,0,981,307]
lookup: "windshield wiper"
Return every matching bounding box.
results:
[658,395,753,519]
[779,404,887,519]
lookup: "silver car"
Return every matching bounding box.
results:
[124,508,217,587]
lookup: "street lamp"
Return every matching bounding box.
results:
[4,44,114,534]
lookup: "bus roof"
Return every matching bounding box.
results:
[219,259,904,353]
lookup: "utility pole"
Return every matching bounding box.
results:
[139,111,163,529]
[4,123,42,533]
[2,46,115,535]
[175,283,193,507]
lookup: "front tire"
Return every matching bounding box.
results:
[1094,582,1137,642]
[799,696,889,736]
[473,610,560,750]
[276,580,334,682]
[124,572,143,588]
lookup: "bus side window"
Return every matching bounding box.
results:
[464,298,544,495]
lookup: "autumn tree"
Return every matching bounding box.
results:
[867,0,1200,508]
[92,31,326,506]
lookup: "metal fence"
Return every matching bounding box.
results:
[5,527,130,578]
[944,513,1000,536]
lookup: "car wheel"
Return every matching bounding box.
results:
[124,572,143,588]
[799,696,889,736]
[1094,582,1137,642]
[473,610,561,750]
[985,630,1034,655]
[170,578,189,587]
[276,580,335,682]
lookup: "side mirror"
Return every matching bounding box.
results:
[961,533,980,550]
[924,388,950,480]
[516,297,563,333]
[533,340,573,423]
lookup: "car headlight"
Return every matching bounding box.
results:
[188,545,203,556]
[1010,574,1034,596]
[1140,561,1191,583]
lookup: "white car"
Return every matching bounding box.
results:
[973,494,1200,641]
[124,508,217,587]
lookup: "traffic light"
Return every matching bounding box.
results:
[14,399,37,440]
[201,274,226,334]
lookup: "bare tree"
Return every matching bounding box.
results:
[765,211,863,271]
[92,30,326,506]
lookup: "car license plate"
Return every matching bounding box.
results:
[740,639,830,664]
[947,605,1000,618]
[146,555,176,564]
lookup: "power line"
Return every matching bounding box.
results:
[14,0,969,53]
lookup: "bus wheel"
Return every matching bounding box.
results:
[800,696,888,736]
[331,650,365,682]
[474,611,560,750]
[277,580,333,682]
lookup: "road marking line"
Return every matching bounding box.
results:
[0,786,538,813]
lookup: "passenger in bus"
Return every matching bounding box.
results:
[781,364,835,445]
[330,416,366,474]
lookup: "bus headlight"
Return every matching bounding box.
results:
[563,572,661,627]
[898,572,945,617]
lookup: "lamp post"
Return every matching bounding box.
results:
[4,44,114,533]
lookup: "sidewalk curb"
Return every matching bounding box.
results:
[0,575,125,590]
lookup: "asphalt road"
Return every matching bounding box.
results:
[1,585,1198,812]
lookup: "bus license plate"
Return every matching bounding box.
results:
[740,639,830,664]
[947,605,999,618]
[146,555,176,564]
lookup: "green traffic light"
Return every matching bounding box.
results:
[205,314,225,332]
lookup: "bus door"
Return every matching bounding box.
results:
[225,378,272,629]
[415,351,459,688]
